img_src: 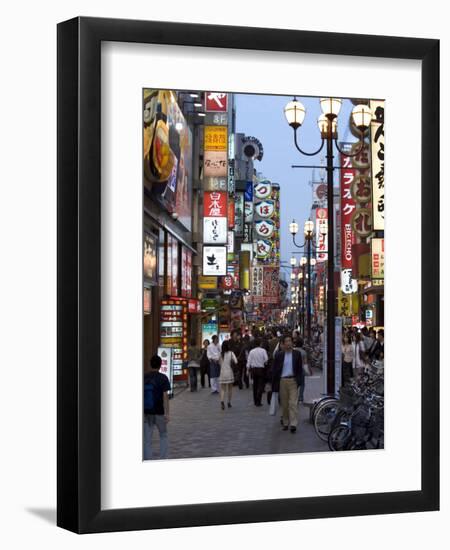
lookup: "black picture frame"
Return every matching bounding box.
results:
[57,16,439,533]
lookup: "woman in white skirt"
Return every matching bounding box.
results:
[219,340,237,410]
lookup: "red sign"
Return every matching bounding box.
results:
[181,247,192,298]
[203,191,227,218]
[171,236,179,296]
[205,92,228,112]
[188,299,201,313]
[228,198,235,229]
[316,207,328,262]
[340,146,357,269]
[220,274,234,290]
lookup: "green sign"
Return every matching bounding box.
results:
[201,298,219,311]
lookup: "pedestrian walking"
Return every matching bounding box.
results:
[352,332,367,377]
[143,354,171,460]
[271,335,303,433]
[200,339,211,388]
[240,334,251,389]
[228,330,243,388]
[219,340,237,409]
[342,334,354,385]
[207,335,221,394]
[293,337,309,403]
[369,329,384,361]
[187,338,202,391]
[246,338,268,406]
[265,330,280,405]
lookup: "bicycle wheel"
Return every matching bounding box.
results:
[314,399,339,441]
[310,395,336,423]
[328,425,351,451]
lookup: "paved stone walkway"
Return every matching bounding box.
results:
[149,370,329,460]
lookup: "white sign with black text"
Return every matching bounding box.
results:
[203,246,227,276]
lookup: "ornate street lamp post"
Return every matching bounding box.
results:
[290,220,323,343]
[284,98,372,394]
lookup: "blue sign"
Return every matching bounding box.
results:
[244,180,253,202]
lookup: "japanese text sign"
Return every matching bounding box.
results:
[205,92,228,112]
[203,191,227,217]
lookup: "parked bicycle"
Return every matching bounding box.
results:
[311,364,384,444]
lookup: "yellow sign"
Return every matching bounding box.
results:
[198,275,217,289]
[338,290,359,317]
[204,126,228,152]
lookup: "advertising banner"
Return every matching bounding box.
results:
[227,230,235,253]
[202,322,218,344]
[253,181,280,265]
[181,247,192,297]
[256,239,272,259]
[341,268,358,294]
[234,193,244,237]
[203,191,227,217]
[315,207,328,262]
[251,265,264,297]
[143,90,193,232]
[244,180,253,202]
[160,299,188,372]
[143,232,157,284]
[254,199,275,218]
[244,201,253,223]
[204,150,227,177]
[371,238,385,280]
[340,145,357,269]
[370,100,385,231]
[203,217,228,244]
[157,347,173,394]
[205,92,228,112]
[312,181,327,205]
[204,125,228,152]
[254,219,275,238]
[262,266,280,304]
[144,288,152,315]
[171,236,178,296]
[203,246,227,276]
[228,199,235,228]
[254,180,272,199]
[198,275,217,289]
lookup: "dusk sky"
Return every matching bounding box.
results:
[234,93,356,278]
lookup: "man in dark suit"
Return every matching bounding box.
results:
[271,334,303,433]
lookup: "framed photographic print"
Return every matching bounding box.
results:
[57,17,439,533]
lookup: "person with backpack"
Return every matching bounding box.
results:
[143,354,171,460]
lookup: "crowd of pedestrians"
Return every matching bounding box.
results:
[143,324,384,459]
[192,328,311,430]
[340,326,384,384]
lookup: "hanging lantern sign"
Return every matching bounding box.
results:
[254,181,272,199]
[350,174,372,204]
[254,199,275,219]
[351,208,372,237]
[256,239,272,259]
[255,219,275,238]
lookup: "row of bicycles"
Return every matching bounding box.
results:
[310,362,384,451]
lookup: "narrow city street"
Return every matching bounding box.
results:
[141,89,385,461]
[153,370,328,460]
